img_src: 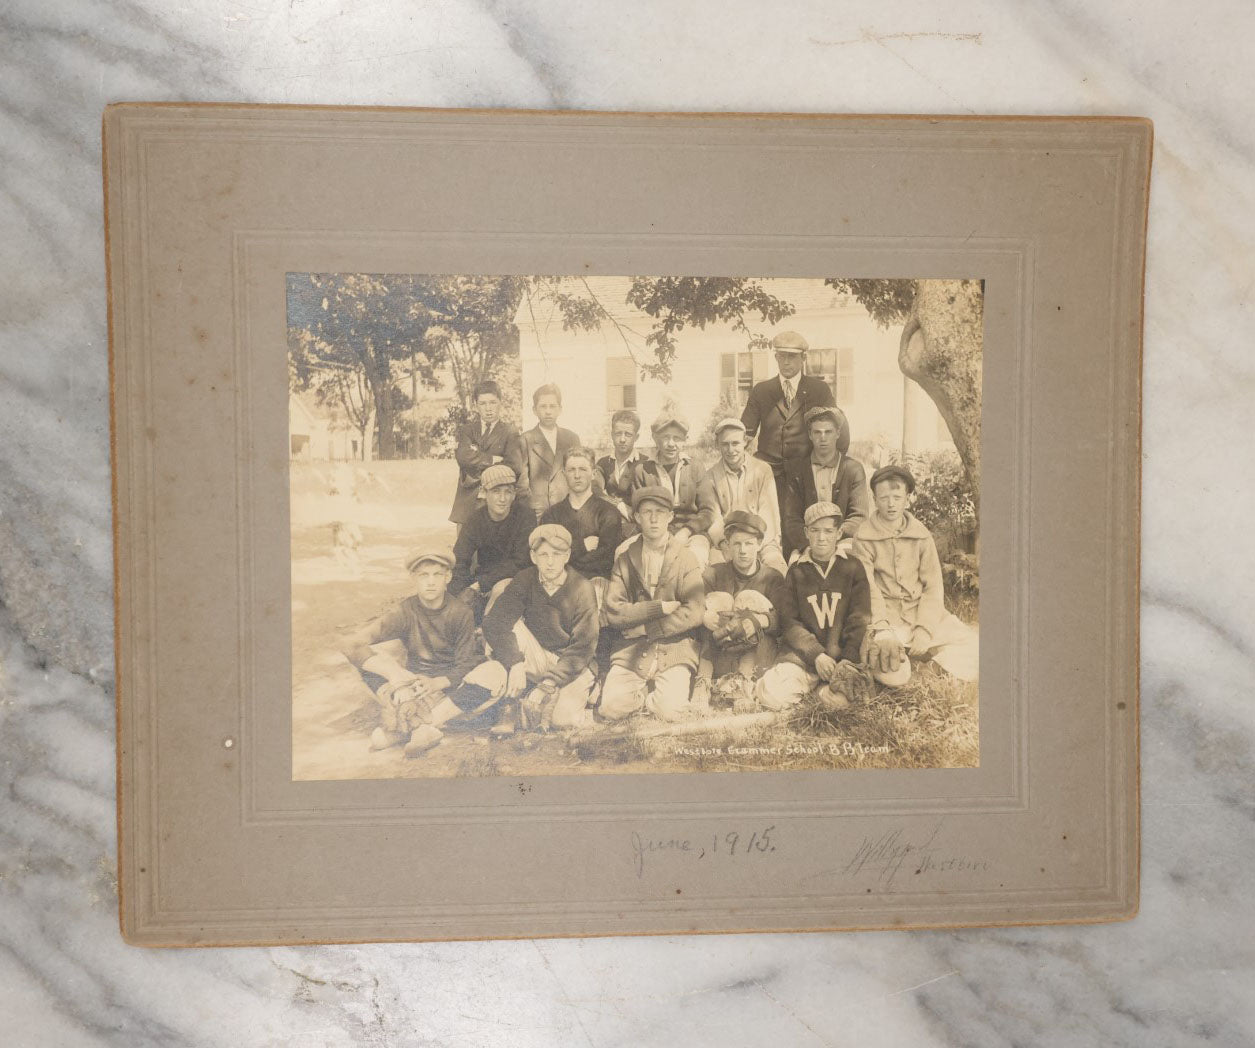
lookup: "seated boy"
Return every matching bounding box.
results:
[599,485,705,722]
[691,510,784,709]
[852,465,979,683]
[594,408,649,529]
[341,546,488,757]
[464,524,601,735]
[541,445,622,605]
[449,463,537,624]
[756,501,882,710]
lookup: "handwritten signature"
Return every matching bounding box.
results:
[839,821,989,889]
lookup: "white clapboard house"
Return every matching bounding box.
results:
[514,277,955,456]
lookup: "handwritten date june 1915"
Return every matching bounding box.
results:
[631,827,776,878]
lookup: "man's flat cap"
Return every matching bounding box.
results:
[650,409,690,438]
[406,546,455,572]
[529,523,573,552]
[722,509,767,539]
[770,331,809,354]
[479,464,517,490]
[869,464,917,495]
[803,500,844,528]
[632,485,675,511]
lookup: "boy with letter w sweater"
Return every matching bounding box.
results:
[755,501,874,710]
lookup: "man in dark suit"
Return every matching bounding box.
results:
[449,380,524,527]
[740,331,836,516]
[518,383,581,515]
[779,405,870,559]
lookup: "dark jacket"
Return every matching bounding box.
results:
[541,495,623,579]
[449,418,524,525]
[630,456,718,536]
[594,451,649,514]
[518,425,581,515]
[741,373,835,469]
[780,453,870,556]
[450,500,537,597]
[779,550,872,667]
[482,567,599,686]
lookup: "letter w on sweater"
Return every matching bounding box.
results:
[806,590,843,630]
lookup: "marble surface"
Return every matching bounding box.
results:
[2,0,1253,1044]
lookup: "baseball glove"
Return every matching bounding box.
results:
[818,660,876,710]
[378,680,441,734]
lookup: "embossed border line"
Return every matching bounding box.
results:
[232,229,1031,827]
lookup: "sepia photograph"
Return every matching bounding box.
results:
[288,274,982,780]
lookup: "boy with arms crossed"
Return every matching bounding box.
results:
[594,409,649,528]
[449,379,524,528]
[465,523,601,735]
[599,486,706,723]
[342,546,485,758]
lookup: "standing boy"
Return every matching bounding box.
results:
[449,464,536,624]
[756,502,877,710]
[701,417,787,575]
[449,379,524,528]
[341,546,486,757]
[631,408,717,568]
[599,486,705,722]
[780,405,870,559]
[853,465,979,683]
[518,383,581,515]
[541,445,622,603]
[594,408,649,527]
[465,524,601,734]
[691,510,785,709]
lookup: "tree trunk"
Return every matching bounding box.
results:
[899,279,983,506]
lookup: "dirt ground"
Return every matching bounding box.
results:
[289,459,979,781]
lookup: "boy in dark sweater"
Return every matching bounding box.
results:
[463,524,600,733]
[692,510,785,708]
[342,545,486,757]
[449,464,537,624]
[541,445,622,605]
[594,409,649,531]
[756,501,873,711]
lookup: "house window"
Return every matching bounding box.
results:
[807,347,855,406]
[606,356,637,410]
[719,351,756,406]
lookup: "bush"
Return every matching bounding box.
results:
[416,402,471,459]
[894,448,978,569]
[695,392,745,456]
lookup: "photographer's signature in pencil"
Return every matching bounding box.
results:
[841,821,989,890]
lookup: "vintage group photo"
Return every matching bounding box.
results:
[287,274,982,780]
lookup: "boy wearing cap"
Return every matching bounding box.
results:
[692,509,785,708]
[464,523,601,734]
[599,485,706,722]
[518,383,581,515]
[450,464,537,624]
[449,379,525,528]
[594,409,649,527]
[342,546,486,757]
[780,404,870,559]
[756,501,881,710]
[741,331,837,510]
[853,465,979,682]
[541,445,622,602]
[701,417,787,576]
[630,408,718,568]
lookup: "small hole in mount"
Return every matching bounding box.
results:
[223,737,235,749]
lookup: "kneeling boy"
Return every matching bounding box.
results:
[342,546,487,757]
[755,502,878,710]
[853,465,979,682]
[464,523,601,733]
[692,510,784,708]
[599,485,705,722]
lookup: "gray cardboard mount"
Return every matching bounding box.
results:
[105,105,1146,945]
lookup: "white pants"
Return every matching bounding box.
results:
[755,653,911,710]
[599,663,694,722]
[464,620,595,728]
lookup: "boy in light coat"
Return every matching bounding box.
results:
[852,465,979,683]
